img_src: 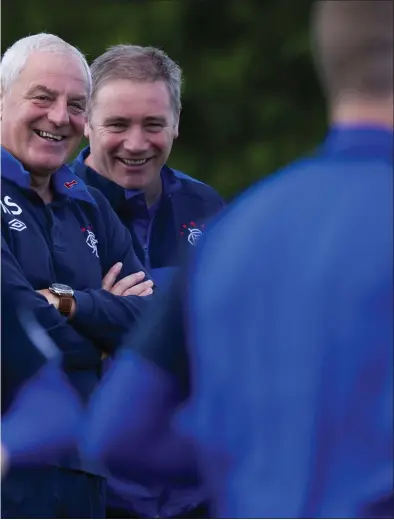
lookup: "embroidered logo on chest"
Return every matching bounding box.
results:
[81,226,99,258]
[64,179,79,189]
[179,221,205,246]
[1,195,27,232]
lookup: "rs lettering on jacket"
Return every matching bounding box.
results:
[1,196,27,232]
[1,196,23,215]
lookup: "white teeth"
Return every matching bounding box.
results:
[121,158,148,166]
[37,131,63,141]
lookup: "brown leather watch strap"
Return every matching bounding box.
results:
[58,295,74,316]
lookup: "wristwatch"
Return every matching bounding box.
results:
[49,283,74,316]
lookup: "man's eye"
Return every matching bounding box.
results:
[35,95,51,101]
[146,123,163,131]
[70,103,84,112]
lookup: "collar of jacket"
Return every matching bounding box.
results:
[321,125,393,163]
[74,146,182,211]
[1,147,97,206]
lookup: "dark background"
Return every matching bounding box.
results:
[2,0,326,199]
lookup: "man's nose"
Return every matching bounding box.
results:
[123,126,149,153]
[47,100,70,127]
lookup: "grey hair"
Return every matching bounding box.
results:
[89,45,182,120]
[0,33,92,96]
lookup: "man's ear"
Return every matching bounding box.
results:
[172,109,181,139]
[0,92,4,121]
[173,119,179,140]
[84,121,90,140]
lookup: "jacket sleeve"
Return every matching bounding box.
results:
[2,359,83,468]
[2,235,102,371]
[2,301,47,413]
[213,192,226,213]
[203,184,226,215]
[81,350,198,484]
[70,192,154,351]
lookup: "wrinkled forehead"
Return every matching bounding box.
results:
[91,78,174,119]
[14,51,90,99]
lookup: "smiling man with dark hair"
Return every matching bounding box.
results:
[72,45,224,273]
[71,43,224,520]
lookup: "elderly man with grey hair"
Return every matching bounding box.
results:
[1,33,156,518]
[71,44,224,519]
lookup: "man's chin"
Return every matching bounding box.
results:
[116,174,147,192]
[26,159,66,176]
[27,143,75,173]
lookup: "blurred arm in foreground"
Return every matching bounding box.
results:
[1,306,83,478]
[80,270,197,484]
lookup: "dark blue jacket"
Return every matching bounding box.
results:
[1,148,153,474]
[184,125,394,518]
[71,147,225,270]
[71,148,224,517]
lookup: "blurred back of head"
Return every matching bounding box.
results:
[311,0,393,123]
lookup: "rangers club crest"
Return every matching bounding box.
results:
[81,226,99,257]
[180,221,205,246]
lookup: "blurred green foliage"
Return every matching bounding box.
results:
[2,0,326,199]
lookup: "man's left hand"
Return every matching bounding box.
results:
[36,288,60,309]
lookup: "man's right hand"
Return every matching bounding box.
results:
[102,262,154,297]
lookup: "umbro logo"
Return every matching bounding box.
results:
[2,196,27,231]
[9,218,27,232]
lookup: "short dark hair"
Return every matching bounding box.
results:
[311,0,393,102]
[89,45,182,119]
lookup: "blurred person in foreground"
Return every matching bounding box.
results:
[83,0,393,518]
[185,0,394,517]
[71,44,223,519]
[1,32,155,518]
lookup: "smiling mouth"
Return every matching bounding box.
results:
[34,130,66,142]
[118,158,151,167]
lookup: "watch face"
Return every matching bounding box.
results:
[51,283,73,295]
